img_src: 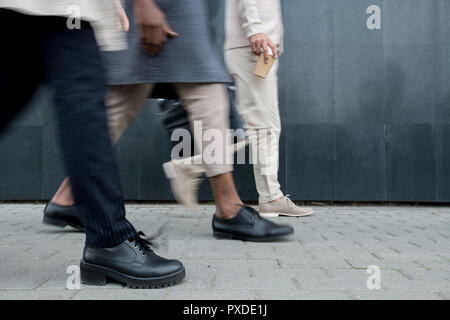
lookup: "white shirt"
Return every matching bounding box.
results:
[0,0,126,51]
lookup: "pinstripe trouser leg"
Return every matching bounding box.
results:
[0,12,137,248]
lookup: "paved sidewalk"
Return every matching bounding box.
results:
[0,203,449,300]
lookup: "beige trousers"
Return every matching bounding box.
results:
[225,47,283,204]
[106,83,233,178]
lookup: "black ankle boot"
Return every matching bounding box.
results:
[81,232,185,288]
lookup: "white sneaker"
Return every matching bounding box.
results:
[258,195,313,217]
[162,160,204,213]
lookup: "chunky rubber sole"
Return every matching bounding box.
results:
[259,210,314,218]
[213,230,293,242]
[42,215,85,231]
[80,260,185,289]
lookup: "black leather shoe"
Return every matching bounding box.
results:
[42,202,84,231]
[212,205,294,241]
[81,232,185,289]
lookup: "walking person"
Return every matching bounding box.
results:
[0,0,185,288]
[44,0,294,242]
[224,0,314,217]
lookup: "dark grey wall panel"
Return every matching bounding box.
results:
[115,126,142,199]
[436,124,450,202]
[384,45,435,124]
[9,87,45,127]
[386,124,436,202]
[334,0,384,124]
[0,126,43,199]
[436,0,450,123]
[286,124,335,201]
[383,0,435,123]
[0,87,47,200]
[116,101,174,200]
[284,0,335,124]
[41,89,65,199]
[336,124,386,201]
[138,120,173,200]
[0,1,449,202]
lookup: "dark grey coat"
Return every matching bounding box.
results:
[103,0,232,85]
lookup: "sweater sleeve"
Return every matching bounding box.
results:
[237,0,264,39]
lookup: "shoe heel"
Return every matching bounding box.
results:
[42,215,67,228]
[80,261,107,285]
[213,231,233,240]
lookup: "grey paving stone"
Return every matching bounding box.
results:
[257,289,353,300]
[164,289,258,300]
[351,290,444,300]
[71,288,167,300]
[0,204,448,299]
[0,289,77,300]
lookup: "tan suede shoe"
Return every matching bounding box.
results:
[258,196,313,217]
[163,159,204,213]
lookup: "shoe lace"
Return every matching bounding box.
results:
[285,195,296,209]
[243,205,262,220]
[129,231,154,255]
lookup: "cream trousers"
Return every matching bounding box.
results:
[106,83,233,178]
[225,47,283,203]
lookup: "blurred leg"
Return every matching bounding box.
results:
[175,83,233,177]
[50,84,154,206]
[106,84,154,143]
[41,19,136,248]
[175,83,242,218]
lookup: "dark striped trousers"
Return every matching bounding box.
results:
[0,10,137,248]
